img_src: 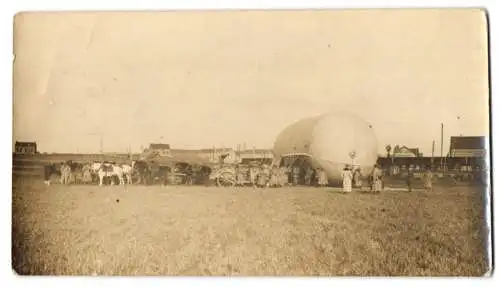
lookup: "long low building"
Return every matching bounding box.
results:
[449,136,486,158]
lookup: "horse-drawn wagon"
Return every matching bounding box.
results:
[209,164,237,187]
[208,162,264,187]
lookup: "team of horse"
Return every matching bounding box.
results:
[43,160,171,186]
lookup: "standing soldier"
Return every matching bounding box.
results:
[292,165,301,186]
[424,167,434,192]
[60,162,72,185]
[353,168,363,190]
[279,165,289,187]
[269,165,280,188]
[256,164,269,188]
[407,169,413,192]
[318,168,328,188]
[249,163,259,188]
[371,164,383,194]
[341,165,353,193]
[304,166,314,186]
[314,168,321,187]
[82,162,93,184]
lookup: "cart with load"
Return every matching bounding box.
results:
[209,164,237,187]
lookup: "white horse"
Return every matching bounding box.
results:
[121,164,133,185]
[93,162,125,186]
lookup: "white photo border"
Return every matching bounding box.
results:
[1,0,497,286]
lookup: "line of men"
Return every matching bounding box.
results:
[340,164,434,193]
[43,160,171,186]
[232,164,330,188]
[340,164,383,194]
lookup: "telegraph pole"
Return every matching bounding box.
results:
[440,123,444,158]
[100,134,103,154]
[440,123,444,169]
[431,140,435,168]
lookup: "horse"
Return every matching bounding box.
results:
[68,161,84,184]
[93,162,124,186]
[43,163,60,185]
[121,163,133,185]
[132,160,152,185]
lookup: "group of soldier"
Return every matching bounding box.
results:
[44,161,94,185]
[43,157,435,192]
[236,164,330,188]
[339,163,434,194]
[340,164,384,194]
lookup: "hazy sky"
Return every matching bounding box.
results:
[13,9,489,155]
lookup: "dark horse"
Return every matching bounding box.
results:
[43,163,61,185]
[132,160,169,185]
[132,160,153,185]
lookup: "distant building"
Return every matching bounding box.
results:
[449,136,486,157]
[393,146,420,158]
[14,141,37,155]
[238,149,275,164]
[197,148,238,164]
[167,148,238,164]
[144,143,172,157]
[168,149,209,165]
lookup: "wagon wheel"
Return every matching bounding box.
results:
[217,171,236,187]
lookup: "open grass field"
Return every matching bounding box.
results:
[12,176,490,276]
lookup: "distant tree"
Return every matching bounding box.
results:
[385,145,392,158]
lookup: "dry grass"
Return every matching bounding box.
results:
[12,176,489,276]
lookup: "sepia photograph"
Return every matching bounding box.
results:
[11,9,492,276]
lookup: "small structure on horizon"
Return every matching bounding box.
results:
[449,136,486,158]
[14,141,38,155]
[144,143,172,157]
[198,147,238,164]
[392,145,421,158]
[238,148,274,165]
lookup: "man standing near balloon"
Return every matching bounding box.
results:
[341,165,353,193]
[371,164,383,194]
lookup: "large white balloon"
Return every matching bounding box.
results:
[273,112,379,181]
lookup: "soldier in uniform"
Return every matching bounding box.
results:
[304,166,314,186]
[424,167,433,192]
[341,165,353,193]
[317,168,328,188]
[292,165,301,186]
[82,162,93,184]
[372,164,383,194]
[353,168,363,190]
[60,162,72,185]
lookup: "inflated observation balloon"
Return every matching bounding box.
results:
[273,112,379,181]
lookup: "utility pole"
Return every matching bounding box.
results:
[431,140,435,168]
[100,134,103,154]
[440,123,444,169]
[431,140,435,157]
[440,123,444,158]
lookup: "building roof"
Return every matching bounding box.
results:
[450,136,486,150]
[240,158,273,165]
[149,143,171,150]
[198,148,234,153]
[394,145,419,156]
[15,141,37,147]
[239,149,273,155]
